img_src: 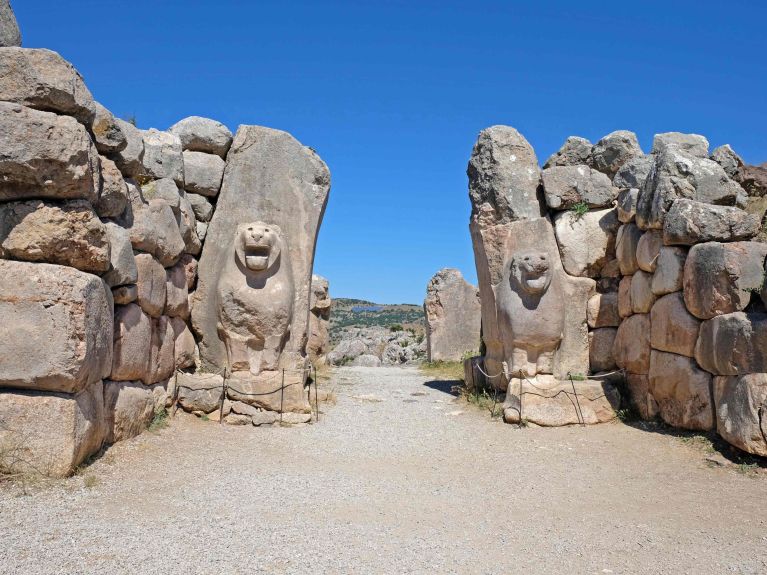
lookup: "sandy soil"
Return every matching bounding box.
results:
[1,366,766,574]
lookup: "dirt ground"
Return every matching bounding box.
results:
[2,366,766,574]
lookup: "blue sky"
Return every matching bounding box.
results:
[15,1,767,303]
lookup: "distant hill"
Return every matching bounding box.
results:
[330,298,425,342]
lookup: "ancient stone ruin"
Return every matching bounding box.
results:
[423,268,481,362]
[468,125,767,455]
[0,14,330,476]
[307,275,332,364]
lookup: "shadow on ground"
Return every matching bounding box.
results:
[422,379,462,396]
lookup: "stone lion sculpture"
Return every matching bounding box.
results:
[495,249,564,377]
[216,222,295,375]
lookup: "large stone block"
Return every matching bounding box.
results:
[141,129,184,185]
[0,102,99,201]
[616,188,639,223]
[542,165,617,210]
[94,156,128,218]
[710,144,743,179]
[135,253,166,318]
[103,380,154,443]
[613,155,653,191]
[177,190,201,256]
[652,132,709,158]
[102,222,137,288]
[0,260,112,393]
[683,241,767,320]
[168,116,233,158]
[111,303,151,383]
[590,130,643,178]
[170,316,196,369]
[543,136,592,168]
[109,118,145,178]
[165,261,189,318]
[587,292,620,328]
[695,312,767,376]
[0,199,110,273]
[624,373,659,420]
[148,316,175,384]
[307,274,331,362]
[187,193,214,222]
[648,350,713,431]
[182,150,225,197]
[123,194,185,267]
[618,275,633,318]
[0,381,105,477]
[552,208,620,277]
[615,223,642,275]
[630,269,656,314]
[423,268,481,362]
[176,372,224,414]
[636,230,661,273]
[613,313,650,374]
[90,102,127,155]
[713,374,767,457]
[650,293,700,357]
[663,199,759,245]
[651,246,686,296]
[0,0,21,47]
[589,328,617,372]
[0,48,96,123]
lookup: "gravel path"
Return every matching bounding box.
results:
[2,366,766,574]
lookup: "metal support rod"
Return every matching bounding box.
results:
[568,373,586,427]
[280,368,285,424]
[218,367,229,425]
[314,365,320,422]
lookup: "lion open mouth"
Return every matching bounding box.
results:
[244,245,270,270]
[524,273,548,291]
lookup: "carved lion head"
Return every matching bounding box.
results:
[510,250,552,295]
[234,222,283,272]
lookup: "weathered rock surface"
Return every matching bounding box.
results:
[182,150,225,197]
[648,350,714,431]
[710,144,743,179]
[124,196,185,267]
[192,126,330,375]
[90,102,127,154]
[553,208,619,277]
[650,293,700,357]
[327,326,426,367]
[140,178,180,212]
[227,371,309,413]
[543,136,592,168]
[165,261,189,318]
[615,223,643,275]
[109,118,145,178]
[176,372,223,414]
[424,268,481,362]
[111,303,151,383]
[0,102,99,201]
[0,199,110,273]
[613,155,653,191]
[618,275,633,318]
[148,316,175,384]
[616,188,639,223]
[135,253,167,318]
[695,312,767,376]
[651,246,686,296]
[141,129,184,185]
[0,48,95,123]
[103,380,154,443]
[0,381,105,477]
[102,221,137,288]
[624,373,659,420]
[95,156,128,218]
[683,241,767,320]
[0,260,112,393]
[542,165,617,210]
[587,292,620,328]
[613,313,651,374]
[663,199,759,245]
[352,354,382,367]
[589,328,617,372]
[652,132,709,158]
[307,275,331,362]
[170,316,195,369]
[168,116,233,158]
[176,190,201,256]
[112,284,137,305]
[630,270,656,314]
[737,163,767,198]
[0,0,21,47]
[590,130,642,178]
[713,374,767,457]
[636,230,662,273]
[187,193,214,222]
[179,253,198,289]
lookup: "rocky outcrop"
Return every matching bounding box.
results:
[0,0,21,47]
[423,268,481,362]
[327,326,426,367]
[169,116,233,158]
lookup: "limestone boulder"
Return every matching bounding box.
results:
[590,130,643,178]
[553,208,619,277]
[663,199,759,245]
[637,147,746,230]
[543,136,592,168]
[542,165,617,210]
[124,197,185,267]
[0,0,21,46]
[168,116,233,158]
[616,188,639,223]
[352,354,382,367]
[165,261,189,319]
[587,292,620,328]
[111,303,151,383]
[140,178,180,212]
[109,118,145,178]
[176,372,223,414]
[710,144,743,179]
[182,150,225,197]
[650,293,700,357]
[170,316,196,369]
[94,156,128,218]
[624,373,659,420]
[423,268,481,362]
[652,132,709,158]
[102,221,137,288]
[103,380,154,443]
[613,313,650,374]
[196,221,208,242]
[0,48,95,123]
[187,193,214,222]
[0,260,112,393]
[227,371,310,413]
[134,253,166,318]
[90,102,127,154]
[737,163,767,198]
[651,246,687,296]
[713,374,767,457]
[630,270,656,314]
[618,275,633,318]
[148,316,175,384]
[648,350,714,430]
[177,190,201,255]
[683,241,767,320]
[0,199,110,273]
[695,312,767,376]
[0,382,105,477]
[179,253,198,289]
[0,102,99,202]
[141,129,184,185]
[589,328,617,372]
[613,155,653,191]
[636,230,662,272]
[615,223,642,275]
[112,284,137,305]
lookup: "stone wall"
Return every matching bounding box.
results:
[0,7,329,476]
[467,125,767,456]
